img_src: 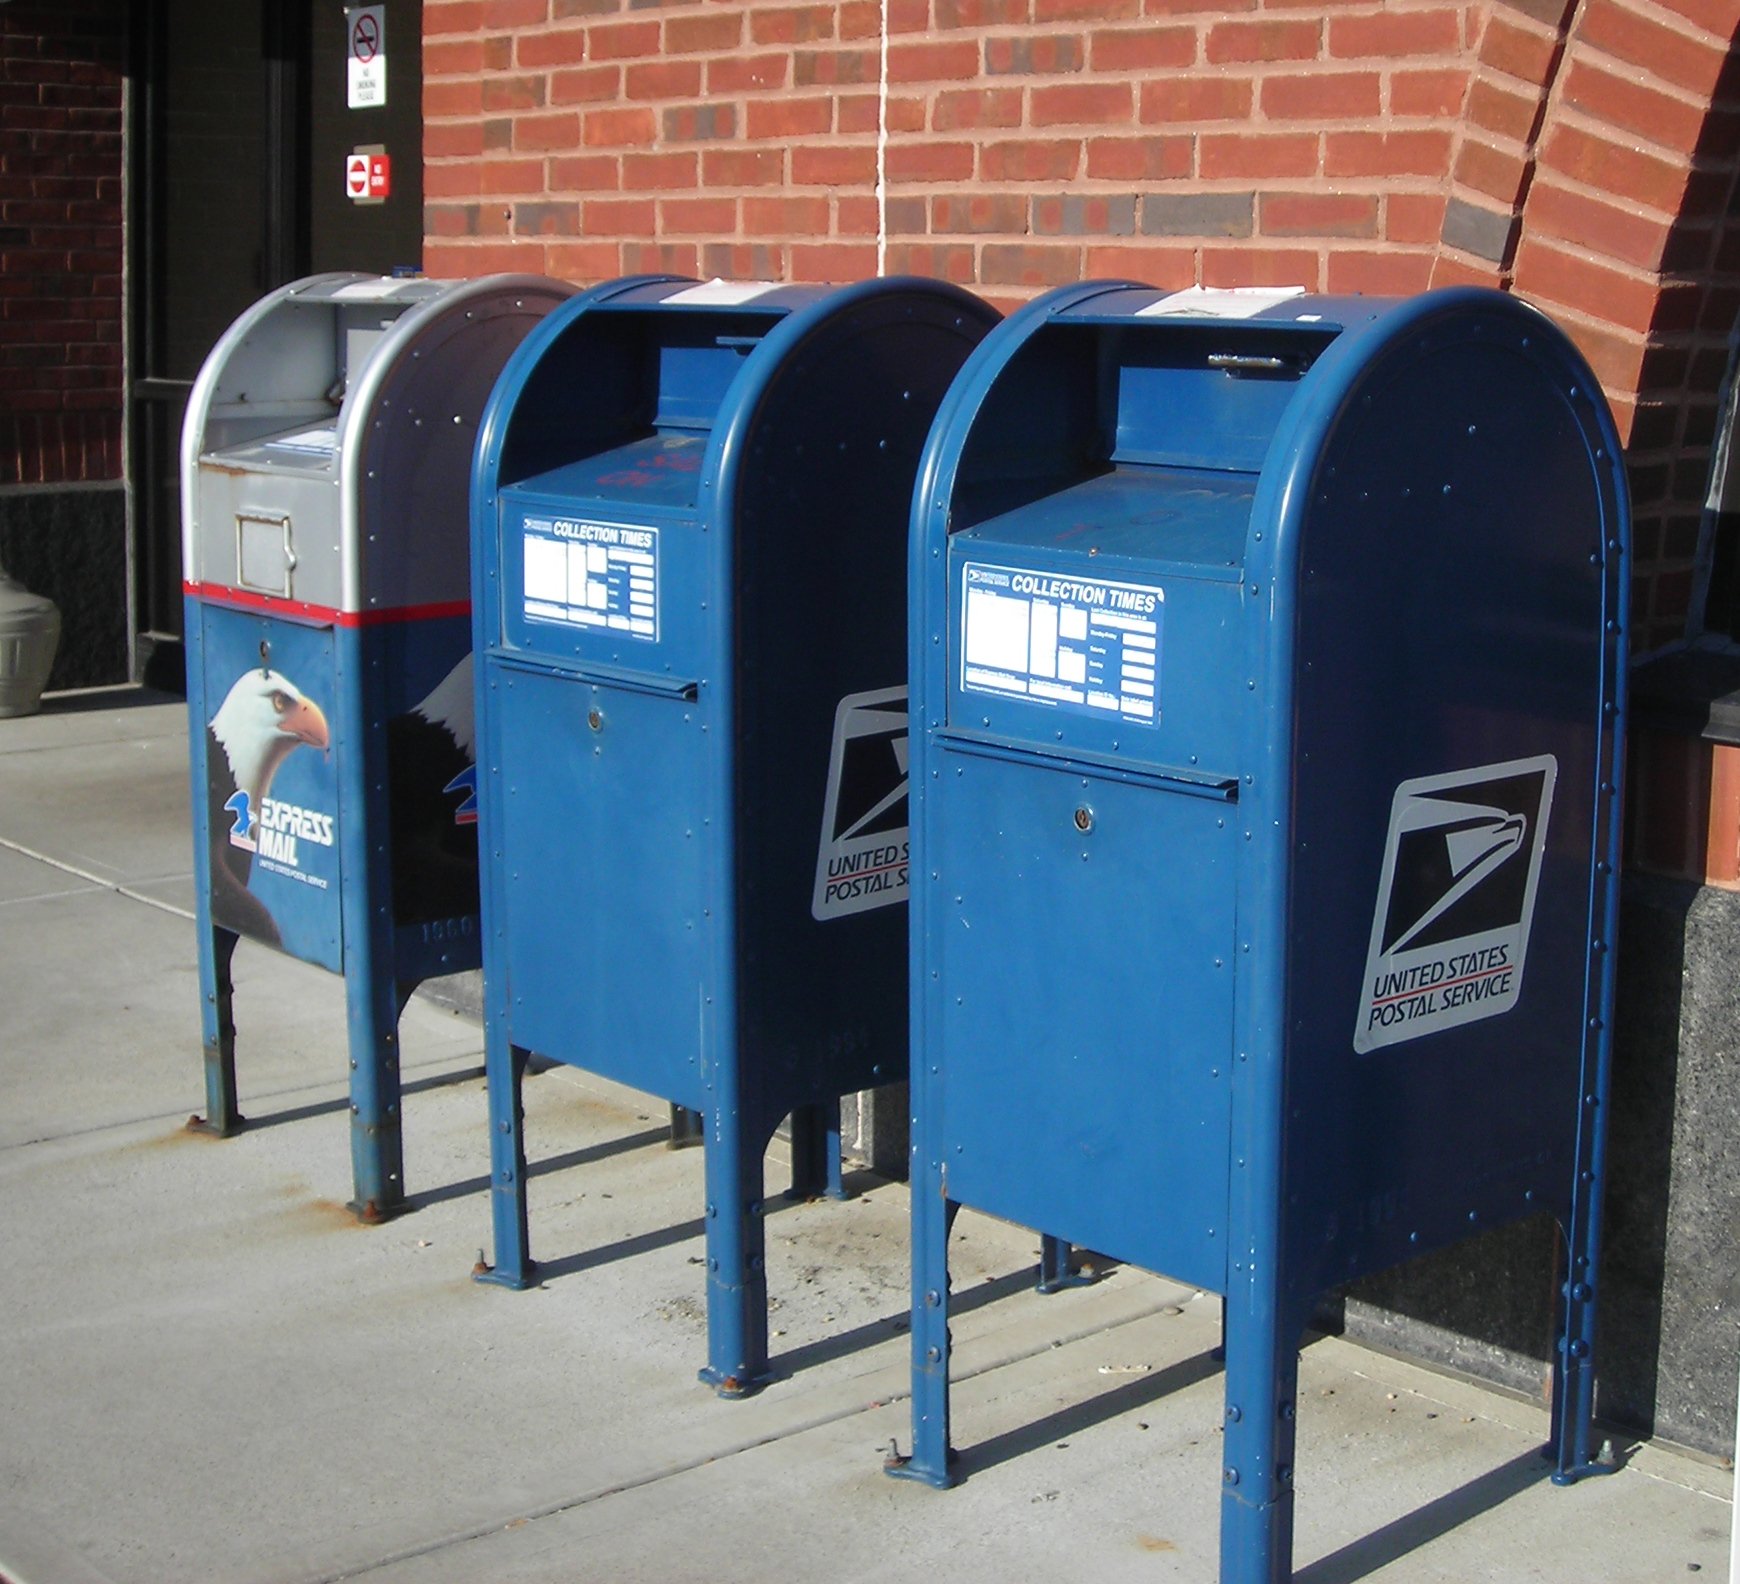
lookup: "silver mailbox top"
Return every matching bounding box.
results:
[182,272,572,616]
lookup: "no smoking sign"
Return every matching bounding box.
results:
[345,151,391,203]
[346,5,387,108]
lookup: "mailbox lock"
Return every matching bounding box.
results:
[1072,805,1094,834]
[587,707,604,732]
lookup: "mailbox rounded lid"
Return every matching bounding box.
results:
[182,272,572,617]
[911,279,1626,781]
[472,273,998,681]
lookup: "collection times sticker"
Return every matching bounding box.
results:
[812,687,909,920]
[521,516,658,641]
[959,562,1162,726]
[1354,756,1556,1053]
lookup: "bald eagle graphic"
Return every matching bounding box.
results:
[207,668,331,946]
[385,653,480,924]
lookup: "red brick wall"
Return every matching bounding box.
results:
[422,0,1478,293]
[423,0,1740,654]
[0,2,126,487]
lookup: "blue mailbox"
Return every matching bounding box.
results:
[182,272,571,1221]
[471,275,998,1392]
[894,284,1628,1582]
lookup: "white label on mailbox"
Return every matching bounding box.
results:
[522,516,658,642]
[1354,755,1557,1054]
[662,279,781,306]
[958,562,1163,726]
[331,278,401,301]
[812,687,909,921]
[1137,285,1308,319]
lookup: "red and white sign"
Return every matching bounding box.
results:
[344,152,391,201]
[351,11,380,61]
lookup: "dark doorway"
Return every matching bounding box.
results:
[128,0,422,687]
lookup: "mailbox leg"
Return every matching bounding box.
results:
[786,1100,846,1201]
[1219,1291,1305,1584]
[1548,1212,1608,1483]
[476,1037,535,1289]
[344,970,407,1224]
[668,1103,704,1150]
[1038,1234,1071,1291]
[888,1188,960,1487]
[698,1113,774,1397]
[190,924,243,1135]
[1550,1006,1617,1483]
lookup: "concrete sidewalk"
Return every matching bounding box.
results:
[0,690,1729,1584]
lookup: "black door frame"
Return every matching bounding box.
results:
[126,1,310,688]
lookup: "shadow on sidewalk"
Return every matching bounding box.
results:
[234,1062,486,1133]
[40,685,182,716]
[1295,1447,1551,1584]
[770,1263,1044,1381]
[411,1123,672,1211]
[949,1345,1226,1481]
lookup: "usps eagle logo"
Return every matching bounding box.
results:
[1355,756,1557,1053]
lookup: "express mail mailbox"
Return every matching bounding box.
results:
[893,284,1629,1583]
[471,275,997,1393]
[182,271,571,1221]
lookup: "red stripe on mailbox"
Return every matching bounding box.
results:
[184,581,471,626]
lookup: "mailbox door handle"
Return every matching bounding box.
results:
[489,650,699,702]
[1206,352,1306,377]
[935,727,1236,799]
[235,509,294,597]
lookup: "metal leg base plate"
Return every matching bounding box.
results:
[472,1261,538,1291]
[883,1445,956,1489]
[697,1364,771,1399]
[185,1113,246,1138]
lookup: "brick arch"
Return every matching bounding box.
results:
[1432,0,1574,293]
[1439,0,1740,651]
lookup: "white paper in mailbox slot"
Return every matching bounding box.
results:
[661,279,782,307]
[1137,286,1308,320]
